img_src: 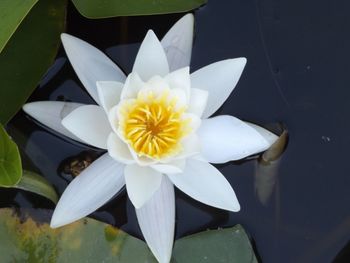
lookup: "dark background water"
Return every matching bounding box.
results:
[2,0,350,262]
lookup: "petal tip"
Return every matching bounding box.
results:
[60,33,72,43]
[50,214,65,229]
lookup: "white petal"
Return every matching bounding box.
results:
[125,164,163,209]
[161,14,194,71]
[97,81,124,113]
[120,72,145,100]
[198,115,271,163]
[167,158,240,211]
[169,88,187,108]
[151,159,186,174]
[183,113,201,132]
[187,88,208,117]
[108,104,121,134]
[61,34,126,104]
[191,58,247,118]
[136,176,175,263]
[22,101,84,142]
[62,105,111,149]
[132,30,169,81]
[107,133,135,164]
[177,133,201,159]
[245,122,279,146]
[50,153,125,228]
[164,67,190,100]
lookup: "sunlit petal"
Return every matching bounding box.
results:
[198,115,271,163]
[245,122,279,146]
[151,159,186,174]
[132,30,169,81]
[164,67,190,100]
[61,33,126,104]
[136,176,175,263]
[107,133,135,164]
[167,158,240,211]
[120,72,145,100]
[161,14,194,71]
[191,58,247,118]
[62,105,111,149]
[22,101,84,142]
[50,153,125,228]
[187,88,208,118]
[97,81,124,113]
[125,164,163,208]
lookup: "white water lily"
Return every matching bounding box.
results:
[23,14,278,263]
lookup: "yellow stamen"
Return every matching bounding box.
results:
[119,89,190,159]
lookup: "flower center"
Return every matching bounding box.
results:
[119,90,190,159]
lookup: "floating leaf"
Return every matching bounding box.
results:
[0,208,258,262]
[14,170,58,204]
[0,125,21,187]
[0,0,66,124]
[0,208,157,263]
[71,0,206,18]
[173,225,258,263]
[0,0,38,53]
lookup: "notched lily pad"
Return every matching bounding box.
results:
[0,208,258,263]
[173,225,258,263]
[0,125,22,186]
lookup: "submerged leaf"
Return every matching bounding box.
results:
[0,0,38,53]
[0,125,21,187]
[14,170,58,204]
[71,0,206,19]
[173,225,258,262]
[0,0,66,124]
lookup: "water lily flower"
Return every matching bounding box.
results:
[23,14,278,263]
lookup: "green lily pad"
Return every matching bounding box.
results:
[14,170,58,204]
[0,0,66,124]
[71,0,206,18]
[0,0,38,53]
[0,208,157,263]
[173,225,258,263]
[0,208,257,262]
[0,125,21,187]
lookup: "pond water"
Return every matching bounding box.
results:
[2,0,350,262]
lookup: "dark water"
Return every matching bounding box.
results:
[2,0,350,262]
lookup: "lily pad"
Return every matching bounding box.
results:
[0,0,38,53]
[0,0,66,124]
[0,208,157,263]
[14,170,58,204]
[0,208,258,262]
[71,0,206,18]
[173,225,258,263]
[0,125,21,187]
